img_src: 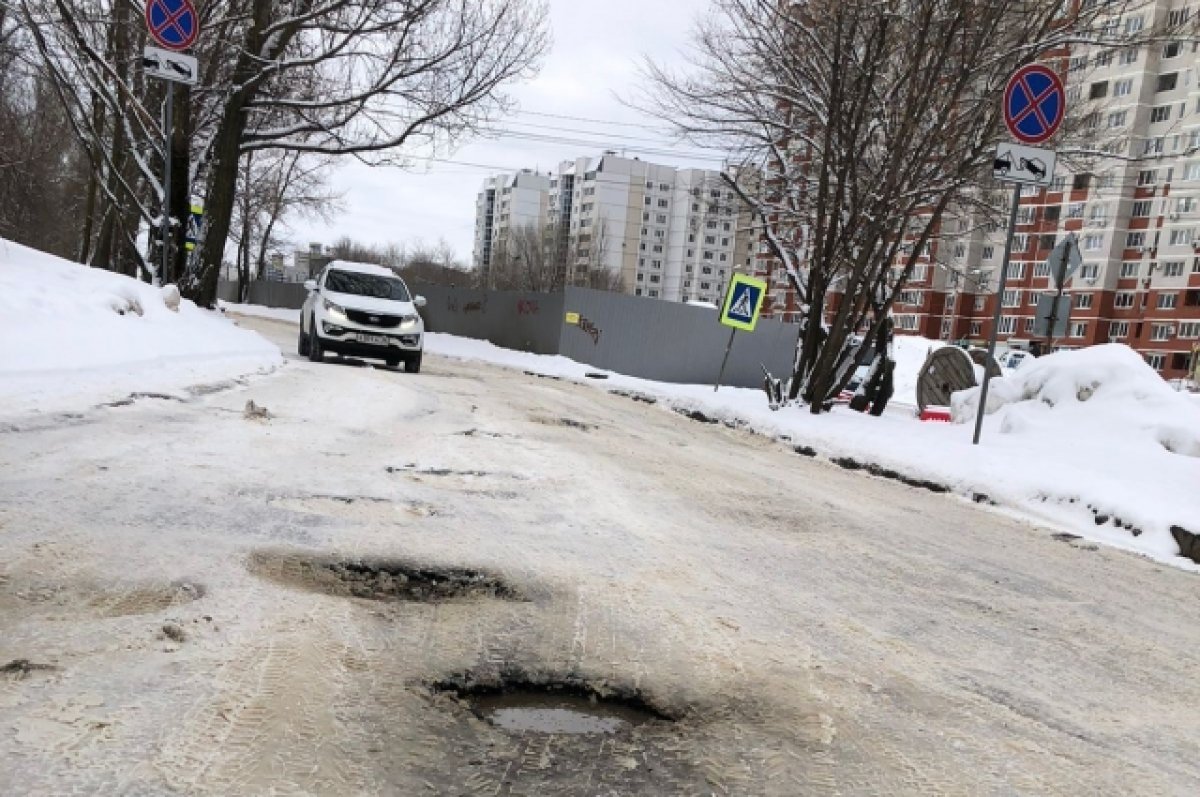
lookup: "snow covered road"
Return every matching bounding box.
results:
[2,313,1199,795]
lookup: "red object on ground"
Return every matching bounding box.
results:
[920,406,952,423]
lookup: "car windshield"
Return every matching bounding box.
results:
[324,269,410,301]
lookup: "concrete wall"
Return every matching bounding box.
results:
[217,280,798,389]
[558,287,797,388]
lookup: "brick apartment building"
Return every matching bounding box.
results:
[753,0,1200,383]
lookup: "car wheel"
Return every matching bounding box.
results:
[385,357,399,368]
[404,353,422,374]
[307,318,324,362]
[297,323,310,356]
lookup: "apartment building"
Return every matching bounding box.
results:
[755,0,1200,382]
[472,170,551,285]
[475,153,756,303]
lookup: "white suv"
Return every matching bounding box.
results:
[299,261,426,372]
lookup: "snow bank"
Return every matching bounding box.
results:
[0,238,281,417]
[953,345,1200,458]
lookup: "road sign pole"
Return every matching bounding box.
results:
[1045,237,1071,352]
[972,183,1021,445]
[159,85,174,286]
[714,326,737,392]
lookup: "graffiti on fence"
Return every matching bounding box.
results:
[464,298,487,314]
[516,299,539,316]
[578,316,601,345]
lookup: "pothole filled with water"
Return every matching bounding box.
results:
[433,675,673,736]
[247,551,525,603]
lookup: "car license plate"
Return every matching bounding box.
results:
[355,333,389,346]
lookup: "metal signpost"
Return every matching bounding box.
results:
[974,63,1066,445]
[714,274,767,392]
[143,0,199,286]
[1036,232,1081,345]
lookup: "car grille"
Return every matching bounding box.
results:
[346,309,401,328]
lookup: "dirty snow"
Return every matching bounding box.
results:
[0,239,281,417]
[222,302,1197,567]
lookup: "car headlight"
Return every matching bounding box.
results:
[400,314,420,329]
[322,298,347,319]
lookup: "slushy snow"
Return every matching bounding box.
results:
[0,238,282,417]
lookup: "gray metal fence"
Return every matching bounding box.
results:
[219,280,798,389]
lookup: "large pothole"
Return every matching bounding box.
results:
[247,551,525,603]
[431,670,676,736]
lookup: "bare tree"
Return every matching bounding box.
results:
[18,0,548,302]
[644,0,1180,412]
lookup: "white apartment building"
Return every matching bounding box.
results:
[476,153,756,303]
[472,169,551,282]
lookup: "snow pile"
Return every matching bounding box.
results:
[0,238,282,417]
[953,344,1200,458]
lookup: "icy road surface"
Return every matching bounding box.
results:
[1,314,1199,796]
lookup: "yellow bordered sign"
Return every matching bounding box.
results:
[719,274,767,332]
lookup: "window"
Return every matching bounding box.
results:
[969,321,982,337]
[1051,176,1067,192]
[1009,262,1026,280]
[656,214,667,224]
[1169,228,1193,245]
[1146,353,1166,370]
[974,296,986,312]
[1120,262,1139,278]
[1080,263,1100,279]
[1151,106,1172,123]
[644,197,652,206]
[999,316,1017,335]
[1125,15,1144,34]
[1068,202,1085,218]
[1119,48,1138,65]
[1132,200,1153,217]
[659,183,670,191]
[1109,321,1130,339]
[1035,262,1051,278]
[1179,197,1196,213]
[1094,50,1112,67]
[702,251,713,260]
[1084,233,1104,251]
[648,289,659,298]
[1164,41,1182,59]
[1040,234,1056,250]
[1044,206,1061,222]
[1144,137,1164,156]
[649,274,660,284]
[1000,289,1019,307]
[1163,261,1185,277]
[1013,234,1029,252]
[1114,79,1134,97]
[1138,170,1156,186]
[1185,162,1200,180]
[1115,291,1136,308]
[1158,73,1179,92]
[1070,55,1088,72]
[657,199,668,208]
[1073,174,1092,190]
[1169,7,1192,26]
[1179,322,1200,338]
[1075,293,1093,309]
[982,245,995,259]
[1089,81,1109,99]
[1126,232,1146,248]
[1108,110,1128,128]
[1069,322,1088,338]
[1151,324,1174,341]
[1158,292,1178,309]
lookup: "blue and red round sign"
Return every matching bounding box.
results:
[145,0,199,52]
[1004,64,1066,145]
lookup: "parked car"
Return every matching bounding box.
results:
[299,261,426,372]
[998,349,1031,371]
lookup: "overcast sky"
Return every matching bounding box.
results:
[302,0,721,265]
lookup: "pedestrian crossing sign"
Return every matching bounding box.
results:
[719,274,767,331]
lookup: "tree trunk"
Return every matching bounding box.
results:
[186,0,270,308]
[167,84,192,285]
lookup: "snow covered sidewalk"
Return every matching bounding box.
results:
[0,239,282,418]
[227,301,1200,569]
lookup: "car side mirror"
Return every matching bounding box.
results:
[414,295,427,308]
[304,280,317,292]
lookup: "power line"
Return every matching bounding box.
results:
[509,108,673,133]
